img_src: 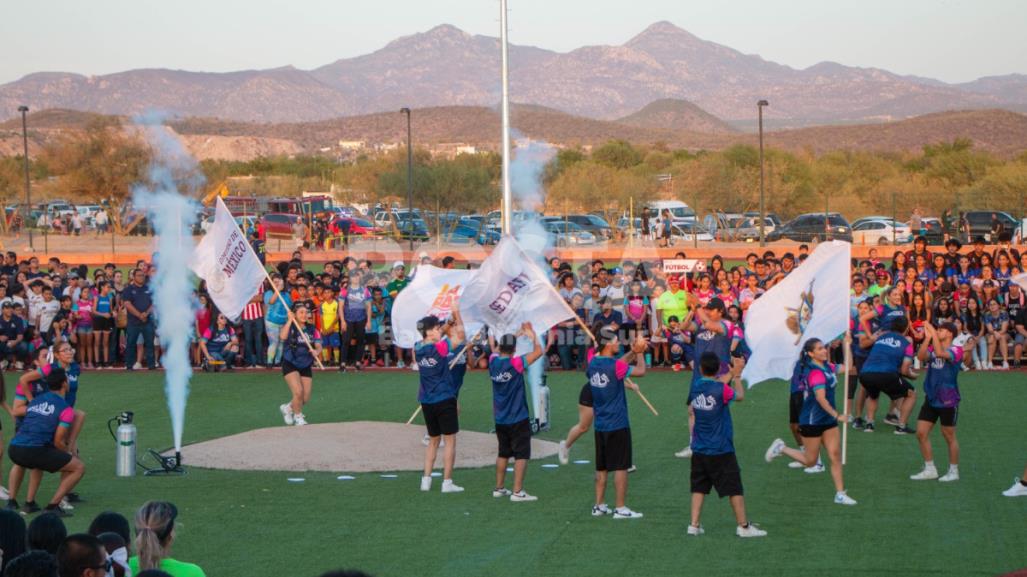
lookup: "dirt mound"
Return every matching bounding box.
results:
[175,421,560,473]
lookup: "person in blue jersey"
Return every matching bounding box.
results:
[5,367,85,517]
[877,287,907,331]
[850,300,881,431]
[677,298,739,460]
[416,302,466,494]
[766,338,858,506]
[588,324,648,520]
[489,323,544,502]
[557,322,603,466]
[278,305,322,427]
[858,316,918,434]
[687,352,766,537]
[910,322,963,483]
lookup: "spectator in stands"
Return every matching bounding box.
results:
[200,313,239,371]
[28,511,68,555]
[0,508,28,574]
[240,293,266,368]
[340,271,371,372]
[0,301,29,369]
[122,269,155,370]
[129,501,206,577]
[56,533,110,577]
[4,549,59,577]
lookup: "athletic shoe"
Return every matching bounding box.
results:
[736,523,767,538]
[14,361,23,370]
[558,440,569,465]
[339,365,347,373]
[1001,361,1010,370]
[396,360,406,369]
[910,466,939,480]
[6,499,19,511]
[883,413,901,427]
[45,504,72,518]
[672,363,682,372]
[21,500,41,515]
[66,492,82,504]
[765,438,785,462]
[939,469,959,482]
[627,465,637,473]
[510,491,538,502]
[974,359,983,370]
[59,497,74,511]
[863,423,875,433]
[834,491,857,506]
[804,464,826,474]
[279,404,295,426]
[894,426,915,435]
[132,362,143,370]
[788,461,806,469]
[591,503,613,517]
[675,446,693,459]
[355,363,363,372]
[420,476,432,492]
[441,480,464,493]
[0,486,8,500]
[851,417,867,430]
[410,363,419,372]
[294,413,308,426]
[686,524,705,536]
[1002,478,1027,497]
[613,507,643,519]
[492,488,512,498]
[422,434,430,446]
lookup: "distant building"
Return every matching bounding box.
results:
[338,140,366,151]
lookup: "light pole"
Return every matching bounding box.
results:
[400,107,413,251]
[18,106,33,250]
[757,100,769,246]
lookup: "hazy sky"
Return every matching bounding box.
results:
[3,0,1025,85]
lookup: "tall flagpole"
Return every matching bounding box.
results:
[842,264,852,465]
[500,0,512,235]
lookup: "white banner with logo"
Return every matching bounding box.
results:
[390,266,481,348]
[190,197,267,321]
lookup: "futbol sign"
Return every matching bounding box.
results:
[662,259,707,274]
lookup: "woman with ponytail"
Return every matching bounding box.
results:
[129,501,206,576]
[765,338,858,506]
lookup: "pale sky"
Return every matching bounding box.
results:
[2,0,1025,85]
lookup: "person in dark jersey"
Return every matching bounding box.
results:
[489,323,544,502]
[859,316,918,434]
[416,302,465,494]
[278,305,322,427]
[910,322,963,482]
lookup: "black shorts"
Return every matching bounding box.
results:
[578,383,593,408]
[93,316,113,331]
[594,428,632,471]
[798,423,838,438]
[859,372,913,401]
[789,392,803,425]
[282,359,313,378]
[918,403,959,427]
[690,452,743,497]
[8,444,72,473]
[495,418,532,460]
[423,397,459,437]
[853,354,867,373]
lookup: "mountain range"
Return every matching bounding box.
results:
[2,21,1026,126]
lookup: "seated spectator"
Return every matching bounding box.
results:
[0,508,28,574]
[3,550,59,577]
[0,301,29,369]
[28,511,68,555]
[56,533,110,577]
[96,532,130,577]
[130,501,206,577]
[88,511,132,545]
[199,313,239,371]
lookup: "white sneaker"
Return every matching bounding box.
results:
[1002,478,1027,497]
[558,440,569,465]
[293,413,308,426]
[939,469,959,482]
[441,479,464,493]
[396,360,406,369]
[674,446,693,459]
[0,486,8,500]
[913,358,921,370]
[510,491,538,502]
[420,476,432,492]
[765,438,785,462]
[834,491,858,506]
[279,403,295,426]
[59,497,74,512]
[492,487,512,498]
[804,463,826,474]
[591,503,613,516]
[1001,361,1010,370]
[686,524,704,536]
[910,466,939,480]
[788,461,806,469]
[411,363,419,371]
[613,507,643,519]
[736,523,767,538]
[973,359,982,370]
[132,362,142,370]
[421,434,430,446]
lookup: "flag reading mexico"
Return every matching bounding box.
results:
[458,235,572,341]
[389,266,481,348]
[190,196,267,321]
[742,240,852,387]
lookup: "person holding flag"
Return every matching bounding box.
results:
[765,337,858,506]
[417,299,466,494]
[909,322,963,482]
[489,323,543,502]
[278,304,322,427]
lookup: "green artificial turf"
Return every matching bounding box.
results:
[2,368,1024,577]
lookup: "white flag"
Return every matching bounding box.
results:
[458,235,573,340]
[742,241,852,387]
[1013,272,1027,292]
[389,265,481,349]
[190,197,267,321]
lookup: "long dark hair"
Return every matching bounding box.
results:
[790,338,822,390]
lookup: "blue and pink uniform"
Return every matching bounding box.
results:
[417,338,456,405]
[38,362,81,408]
[692,320,736,384]
[448,347,468,396]
[800,363,838,426]
[688,377,736,455]
[282,325,321,369]
[923,346,963,409]
[10,391,74,447]
[862,332,913,374]
[878,304,907,332]
[587,356,632,432]
[488,354,528,425]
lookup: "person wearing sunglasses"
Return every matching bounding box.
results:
[56,533,112,577]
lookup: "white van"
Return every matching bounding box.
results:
[645,200,696,224]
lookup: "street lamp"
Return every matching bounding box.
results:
[18,105,33,250]
[757,100,769,247]
[400,107,413,251]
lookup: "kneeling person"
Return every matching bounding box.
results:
[489,323,544,502]
[688,353,765,537]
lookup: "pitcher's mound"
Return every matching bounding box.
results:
[177,421,560,473]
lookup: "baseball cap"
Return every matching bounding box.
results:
[705,297,726,312]
[418,251,430,260]
[668,275,681,284]
[392,261,405,270]
[1,302,11,309]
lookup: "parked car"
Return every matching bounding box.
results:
[442,224,481,245]
[331,216,380,238]
[767,212,852,243]
[851,219,912,245]
[850,215,898,230]
[542,221,596,246]
[745,211,782,228]
[671,221,714,243]
[393,215,430,241]
[261,213,303,238]
[961,210,1018,242]
[645,200,697,225]
[917,217,945,245]
[562,214,613,241]
[721,217,774,241]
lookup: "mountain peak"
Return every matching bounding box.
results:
[424,23,470,40]
[625,21,697,46]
